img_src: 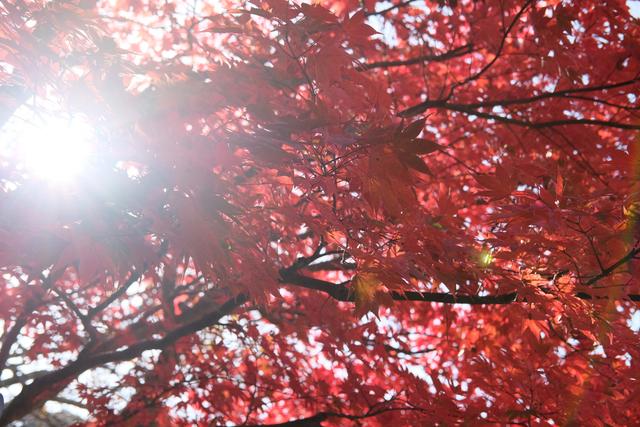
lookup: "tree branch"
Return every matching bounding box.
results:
[244,413,329,427]
[50,286,98,342]
[364,0,418,17]
[280,262,640,306]
[87,271,141,319]
[0,294,248,425]
[0,306,33,373]
[450,0,533,91]
[454,77,640,109]
[585,245,640,286]
[400,77,640,117]
[241,405,430,426]
[398,99,640,130]
[280,269,518,305]
[360,44,473,71]
[0,370,49,388]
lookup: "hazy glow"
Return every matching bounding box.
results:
[22,117,93,182]
[1,110,94,184]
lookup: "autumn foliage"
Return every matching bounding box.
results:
[0,0,640,425]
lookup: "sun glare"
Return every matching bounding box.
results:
[0,108,94,185]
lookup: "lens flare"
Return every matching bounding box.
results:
[1,110,94,185]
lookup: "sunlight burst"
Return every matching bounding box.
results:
[1,110,94,185]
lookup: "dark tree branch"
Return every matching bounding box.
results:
[450,0,533,91]
[241,405,430,426]
[280,269,518,305]
[3,243,639,424]
[50,286,98,342]
[368,340,437,356]
[398,99,640,130]
[282,271,640,305]
[49,396,88,410]
[360,44,473,71]
[280,243,640,307]
[88,240,167,319]
[87,271,141,319]
[400,77,640,117]
[0,370,49,388]
[585,245,640,286]
[456,77,640,109]
[0,305,33,373]
[0,294,248,425]
[364,0,419,17]
[244,413,329,427]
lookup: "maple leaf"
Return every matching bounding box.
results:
[351,271,382,315]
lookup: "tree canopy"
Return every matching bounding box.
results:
[0,0,639,425]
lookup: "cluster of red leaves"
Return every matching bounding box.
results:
[0,0,639,425]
